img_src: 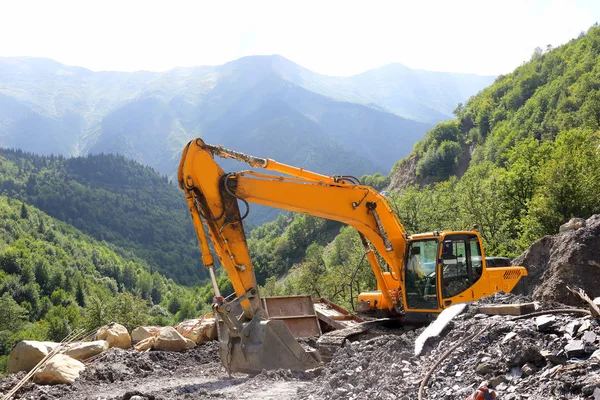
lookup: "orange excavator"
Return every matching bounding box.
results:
[178,138,527,373]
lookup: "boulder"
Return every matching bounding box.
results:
[131,326,160,343]
[64,340,109,360]
[154,327,188,352]
[96,323,131,349]
[175,318,217,344]
[8,341,59,373]
[513,215,600,305]
[134,336,156,352]
[33,354,85,385]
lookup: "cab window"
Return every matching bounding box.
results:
[470,237,483,280]
[441,234,481,299]
[405,239,438,310]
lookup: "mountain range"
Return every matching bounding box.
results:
[0,55,494,177]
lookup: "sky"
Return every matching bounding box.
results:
[0,0,599,77]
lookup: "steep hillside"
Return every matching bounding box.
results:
[0,55,492,177]
[386,25,600,254]
[0,149,204,284]
[0,196,209,372]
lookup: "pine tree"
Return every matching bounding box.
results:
[20,202,29,219]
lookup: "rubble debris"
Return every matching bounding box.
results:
[96,323,132,349]
[2,291,600,399]
[32,354,85,385]
[65,340,109,360]
[535,315,557,332]
[300,293,600,400]
[7,341,59,373]
[513,214,600,305]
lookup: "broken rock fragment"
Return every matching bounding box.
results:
[535,315,557,332]
[564,340,586,358]
[134,336,156,352]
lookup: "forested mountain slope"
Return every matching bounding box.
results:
[0,196,221,373]
[0,55,493,177]
[0,149,204,284]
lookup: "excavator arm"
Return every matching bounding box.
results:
[179,139,409,312]
[178,138,408,373]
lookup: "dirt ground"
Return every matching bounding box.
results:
[2,215,600,399]
[0,341,316,400]
[2,295,599,400]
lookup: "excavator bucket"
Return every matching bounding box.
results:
[217,311,321,374]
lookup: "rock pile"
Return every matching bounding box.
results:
[300,294,600,399]
[514,214,600,305]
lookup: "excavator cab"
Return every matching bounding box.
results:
[401,232,526,319]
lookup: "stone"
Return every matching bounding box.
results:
[559,217,586,232]
[134,336,156,352]
[564,320,581,337]
[131,326,160,343]
[175,318,218,344]
[154,327,188,352]
[583,331,597,343]
[8,341,59,373]
[583,384,599,396]
[540,349,567,364]
[520,363,535,377]
[502,332,518,343]
[578,320,592,335]
[564,340,586,358]
[535,315,557,332]
[33,354,85,385]
[475,360,494,375]
[96,323,131,349]
[64,340,109,360]
[489,375,507,388]
[185,338,196,349]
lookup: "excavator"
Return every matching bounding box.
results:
[178,138,527,374]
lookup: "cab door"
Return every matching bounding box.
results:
[439,234,483,307]
[404,239,439,310]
